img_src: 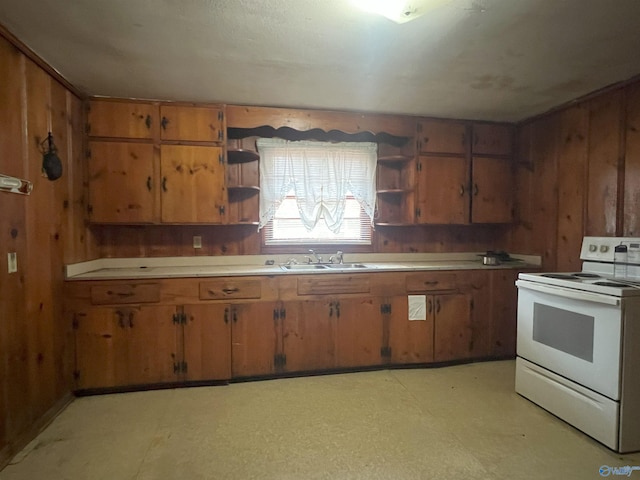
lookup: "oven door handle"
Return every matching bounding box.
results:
[516,280,621,306]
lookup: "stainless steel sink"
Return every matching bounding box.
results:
[280,264,329,271]
[324,263,369,269]
[280,263,372,271]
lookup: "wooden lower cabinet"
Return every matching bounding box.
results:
[334,297,384,368]
[387,295,434,364]
[282,300,336,372]
[182,304,231,381]
[488,270,520,357]
[70,269,524,391]
[74,305,179,389]
[432,293,473,362]
[230,301,280,378]
[280,297,385,372]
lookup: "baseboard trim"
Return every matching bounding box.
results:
[0,392,75,472]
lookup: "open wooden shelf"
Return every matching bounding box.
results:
[227,149,260,164]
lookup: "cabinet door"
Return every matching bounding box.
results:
[125,305,180,386]
[74,305,178,389]
[416,155,469,224]
[183,304,232,381]
[87,100,158,139]
[433,293,473,362]
[334,298,384,368]
[472,123,513,156]
[88,141,158,223]
[489,270,519,357]
[74,308,130,389]
[160,145,226,223]
[231,302,280,377]
[471,156,513,224]
[387,295,434,364]
[160,105,224,142]
[282,300,336,372]
[417,120,467,154]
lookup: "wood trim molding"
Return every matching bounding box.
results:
[0,22,84,99]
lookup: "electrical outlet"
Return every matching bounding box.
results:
[7,252,17,273]
[193,236,202,249]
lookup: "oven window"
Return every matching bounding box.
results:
[532,304,595,362]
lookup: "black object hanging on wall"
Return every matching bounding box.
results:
[41,132,62,181]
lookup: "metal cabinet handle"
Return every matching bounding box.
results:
[224,307,229,324]
[473,183,479,196]
[107,290,135,298]
[436,299,441,313]
[116,310,125,328]
[162,177,167,192]
[222,287,239,294]
[459,185,465,196]
[160,116,169,130]
[128,311,134,328]
[145,114,152,129]
[146,176,152,191]
[427,299,433,314]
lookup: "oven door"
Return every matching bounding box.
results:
[516,279,622,400]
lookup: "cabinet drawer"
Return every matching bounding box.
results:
[406,273,457,292]
[90,283,161,305]
[199,279,262,300]
[297,275,370,295]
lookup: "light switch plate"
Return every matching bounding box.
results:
[193,236,202,249]
[8,252,17,273]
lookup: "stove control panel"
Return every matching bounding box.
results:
[581,236,640,265]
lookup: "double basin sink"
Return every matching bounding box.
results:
[280,263,371,272]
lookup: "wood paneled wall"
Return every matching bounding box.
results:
[0,35,94,465]
[509,79,640,271]
[91,224,510,258]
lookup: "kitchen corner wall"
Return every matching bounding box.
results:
[0,34,96,463]
[509,78,640,271]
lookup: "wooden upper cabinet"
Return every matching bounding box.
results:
[415,155,469,224]
[160,105,224,143]
[160,145,226,223]
[417,120,468,154]
[472,123,514,156]
[87,100,158,139]
[88,141,158,223]
[471,156,514,223]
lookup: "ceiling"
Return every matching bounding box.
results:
[1,0,640,122]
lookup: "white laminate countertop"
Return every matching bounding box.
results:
[65,253,541,281]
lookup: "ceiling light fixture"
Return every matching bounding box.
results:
[351,0,452,24]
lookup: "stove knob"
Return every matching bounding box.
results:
[600,245,609,253]
[589,244,597,252]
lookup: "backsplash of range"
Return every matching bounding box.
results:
[515,237,640,453]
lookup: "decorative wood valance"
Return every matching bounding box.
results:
[226,105,416,140]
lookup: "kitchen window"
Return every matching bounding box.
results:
[257,139,377,246]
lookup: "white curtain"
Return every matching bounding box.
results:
[257,139,377,232]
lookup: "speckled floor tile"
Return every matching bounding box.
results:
[1,361,639,480]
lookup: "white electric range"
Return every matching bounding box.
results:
[515,237,640,453]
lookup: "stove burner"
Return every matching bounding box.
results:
[573,273,601,278]
[541,273,579,280]
[593,281,627,287]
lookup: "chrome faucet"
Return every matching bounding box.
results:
[329,251,344,264]
[308,249,323,263]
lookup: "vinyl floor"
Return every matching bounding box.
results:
[1,360,638,480]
